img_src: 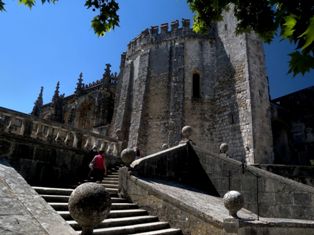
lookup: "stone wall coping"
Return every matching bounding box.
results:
[242,217,314,227]
[130,143,185,168]
[128,174,225,227]
[193,145,314,193]
[0,164,77,235]
[128,175,314,230]
[128,172,260,225]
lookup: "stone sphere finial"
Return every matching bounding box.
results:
[223,190,244,218]
[68,183,111,235]
[182,125,193,139]
[121,148,136,167]
[220,143,229,154]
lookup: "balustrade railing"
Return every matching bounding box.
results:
[0,107,121,156]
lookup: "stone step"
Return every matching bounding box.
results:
[33,186,118,196]
[41,194,70,202]
[130,228,182,235]
[85,221,170,235]
[68,215,159,230]
[108,209,148,218]
[41,194,127,203]
[33,186,73,196]
[58,209,148,220]
[49,202,138,211]
[102,179,119,183]
[105,175,119,179]
[101,183,119,189]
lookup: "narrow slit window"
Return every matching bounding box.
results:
[192,73,201,98]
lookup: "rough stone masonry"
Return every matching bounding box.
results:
[112,12,273,164]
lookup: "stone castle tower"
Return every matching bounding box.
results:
[35,11,273,164]
[111,13,273,164]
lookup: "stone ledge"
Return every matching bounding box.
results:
[0,164,76,235]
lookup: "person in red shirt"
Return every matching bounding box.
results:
[89,150,107,182]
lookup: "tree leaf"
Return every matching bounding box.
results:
[19,0,35,9]
[289,51,314,76]
[282,15,297,38]
[299,16,314,50]
[0,0,5,11]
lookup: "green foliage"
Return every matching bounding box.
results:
[0,0,5,11]
[85,0,119,36]
[289,51,314,76]
[187,0,314,76]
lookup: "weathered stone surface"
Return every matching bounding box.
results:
[194,144,314,220]
[68,182,111,230]
[0,164,76,235]
[223,191,244,217]
[121,148,136,166]
[110,13,273,164]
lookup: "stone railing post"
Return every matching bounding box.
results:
[19,119,25,135]
[5,118,13,133]
[72,132,78,148]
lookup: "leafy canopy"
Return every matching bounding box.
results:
[1,0,313,75]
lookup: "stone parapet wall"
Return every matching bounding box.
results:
[194,145,314,220]
[126,19,215,56]
[0,106,120,154]
[119,167,225,235]
[130,143,314,220]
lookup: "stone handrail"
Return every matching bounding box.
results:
[0,106,121,155]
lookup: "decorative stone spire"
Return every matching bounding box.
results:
[31,86,44,117]
[75,72,84,96]
[52,81,60,104]
[102,64,112,87]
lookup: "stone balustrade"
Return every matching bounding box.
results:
[0,106,120,155]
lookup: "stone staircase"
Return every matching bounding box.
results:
[32,168,182,235]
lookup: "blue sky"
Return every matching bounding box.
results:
[0,0,313,113]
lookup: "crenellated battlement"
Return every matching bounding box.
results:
[126,19,213,55]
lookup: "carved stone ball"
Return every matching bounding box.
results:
[68,183,111,228]
[220,143,229,154]
[223,190,244,218]
[182,126,193,139]
[121,148,136,166]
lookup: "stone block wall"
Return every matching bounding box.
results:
[194,145,314,220]
[216,8,273,164]
[0,133,88,186]
[119,167,224,235]
[112,13,273,164]
[0,133,121,187]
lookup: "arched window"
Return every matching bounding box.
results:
[192,73,201,98]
